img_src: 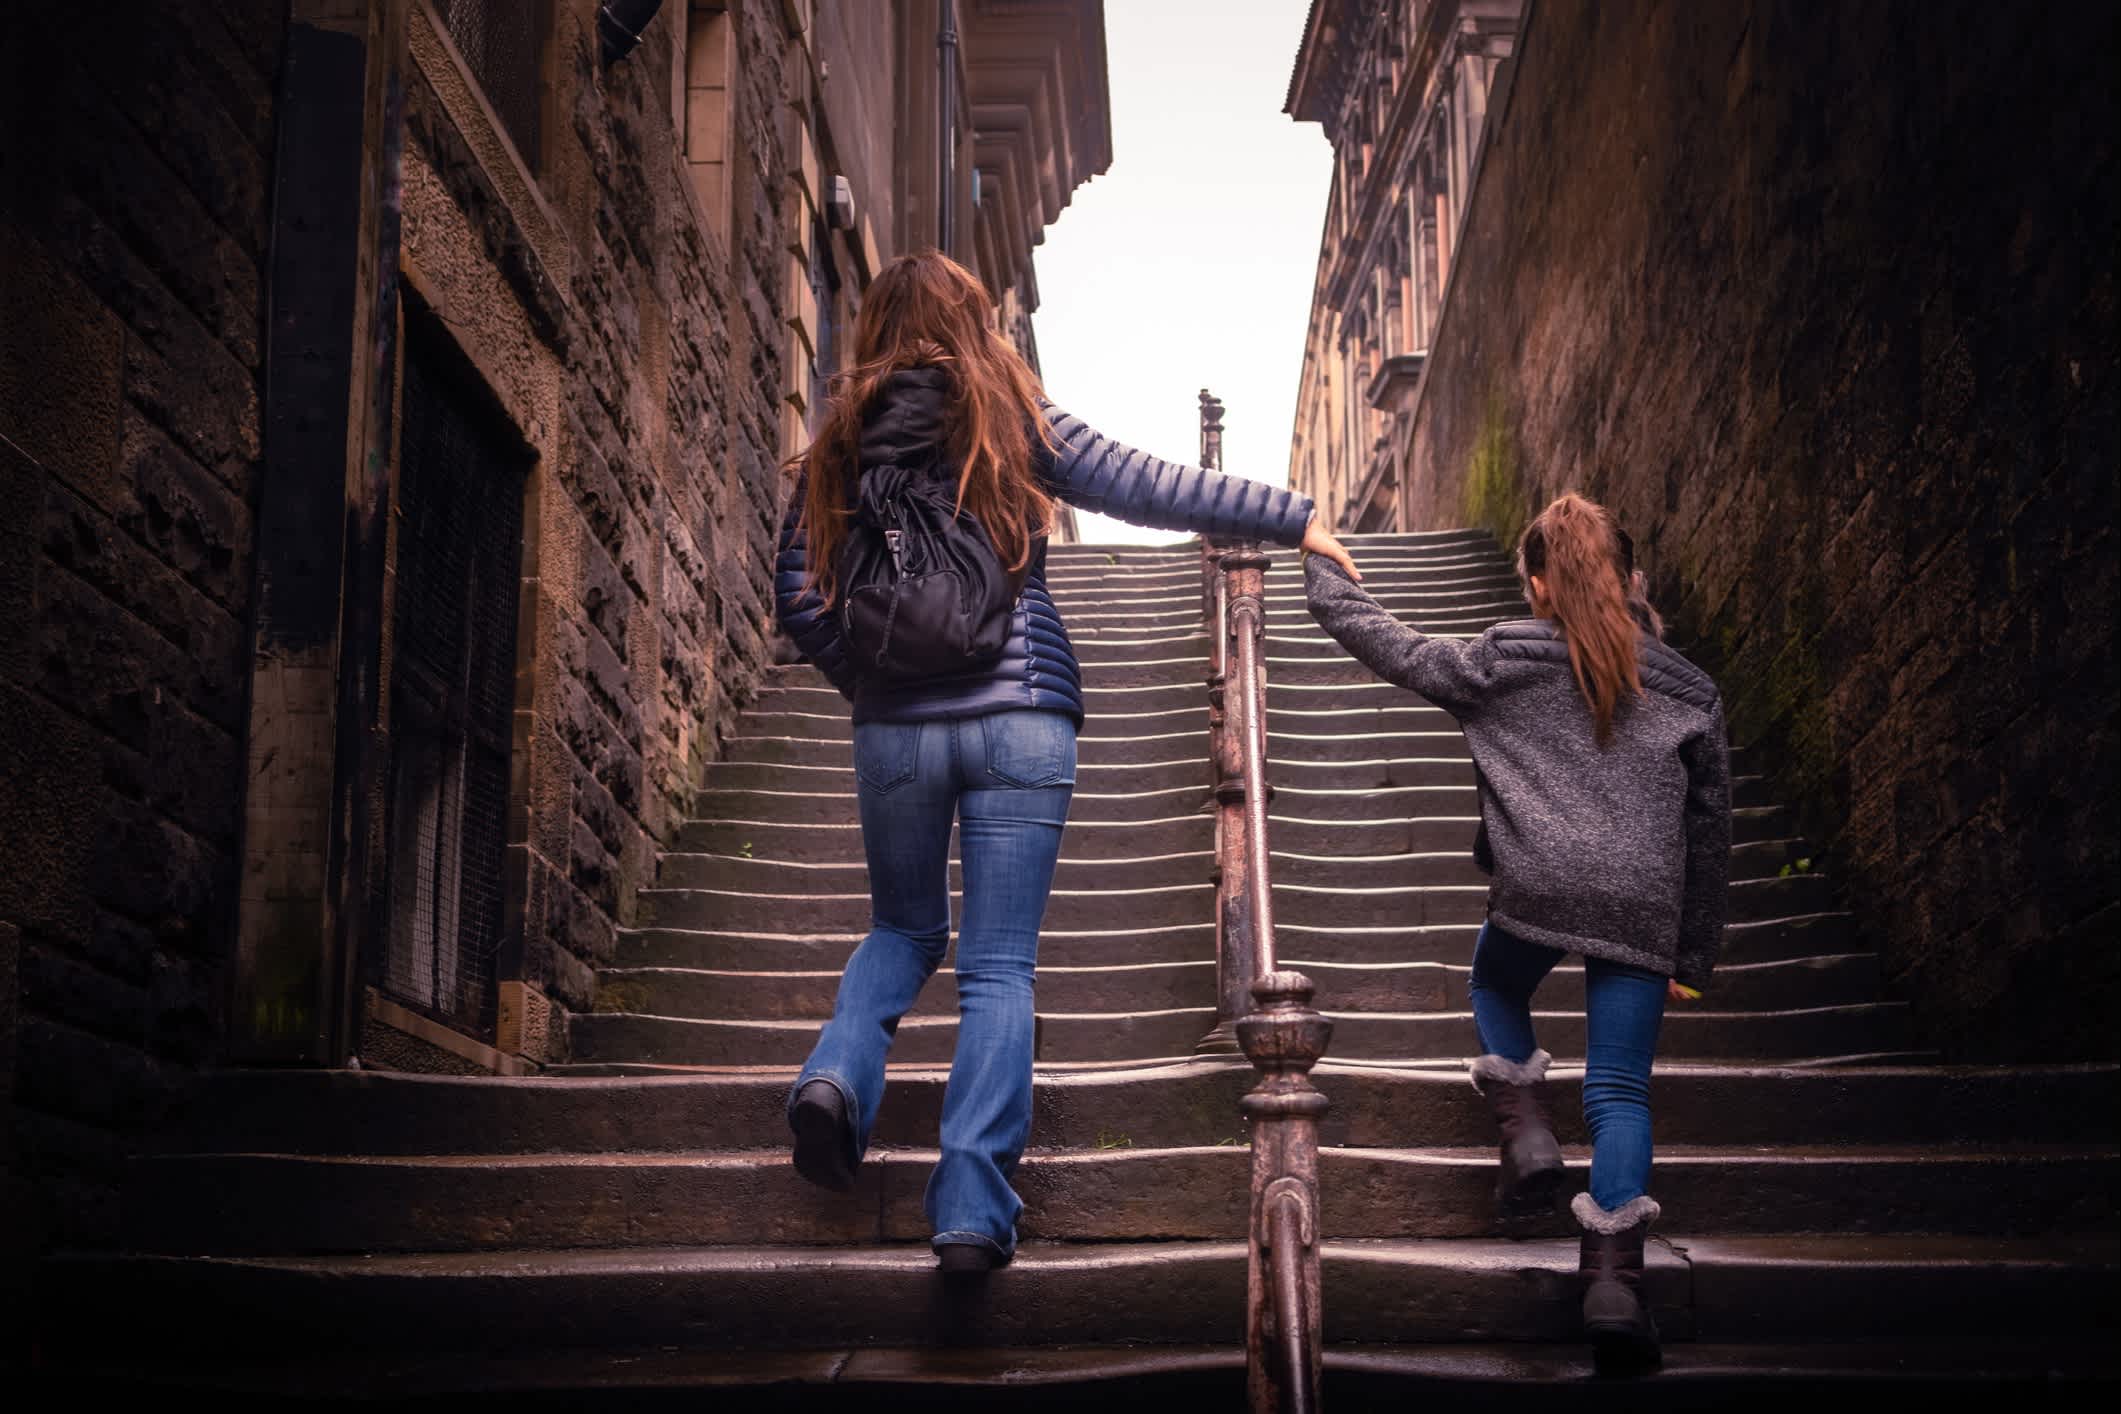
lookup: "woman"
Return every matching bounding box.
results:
[773,250,1358,1274]
[1305,493,1730,1373]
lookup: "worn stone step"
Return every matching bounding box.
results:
[684,782,1483,827]
[747,677,1467,719]
[1047,531,1497,566]
[1045,551,1506,582]
[670,808,1795,869]
[157,1063,2121,1156]
[1052,529,1495,557]
[674,803,1794,862]
[1068,583,1518,616]
[616,911,1860,973]
[568,998,1908,1069]
[125,1143,2120,1256]
[597,951,1882,1023]
[637,867,1832,935]
[1045,562,1515,595]
[734,703,1464,746]
[746,674,1459,720]
[65,1339,2116,1401]
[44,1236,2117,1357]
[1065,603,1525,639]
[695,754,1475,796]
[724,728,1478,769]
[1045,554,1503,586]
[653,846,1489,894]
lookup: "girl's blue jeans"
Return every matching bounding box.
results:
[789,709,1075,1260]
[1468,919,1667,1211]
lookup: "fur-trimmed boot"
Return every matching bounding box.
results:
[1469,1049,1566,1218]
[1573,1192,1662,1375]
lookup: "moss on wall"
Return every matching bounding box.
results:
[1459,394,1527,555]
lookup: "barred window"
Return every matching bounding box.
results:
[437,0,545,168]
[380,323,529,1039]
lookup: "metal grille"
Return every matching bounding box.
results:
[438,0,543,167]
[381,325,527,1039]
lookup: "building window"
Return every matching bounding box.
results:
[683,1,735,242]
[808,215,841,432]
[436,0,545,168]
[379,322,529,1039]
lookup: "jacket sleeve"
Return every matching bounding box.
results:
[1304,555,1495,715]
[774,475,858,700]
[1674,703,1733,989]
[1036,404,1315,547]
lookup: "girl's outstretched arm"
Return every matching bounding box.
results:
[1304,555,1495,715]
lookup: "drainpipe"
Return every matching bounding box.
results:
[599,0,664,64]
[937,0,959,254]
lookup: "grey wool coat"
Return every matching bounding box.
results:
[1305,557,1732,987]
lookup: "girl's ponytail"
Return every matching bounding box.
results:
[1516,494,1643,747]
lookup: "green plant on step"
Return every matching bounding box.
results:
[1094,1129,1133,1149]
[1778,856,1814,878]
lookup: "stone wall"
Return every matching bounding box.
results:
[1,0,283,1247]
[399,0,792,1024]
[0,0,809,1263]
[1399,0,2117,1058]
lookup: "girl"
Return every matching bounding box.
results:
[1305,492,1730,1372]
[774,251,1358,1274]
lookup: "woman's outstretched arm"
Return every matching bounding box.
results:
[1037,405,1357,573]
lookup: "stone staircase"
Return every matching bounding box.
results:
[45,531,2120,1398]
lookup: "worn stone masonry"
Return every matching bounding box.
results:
[397,0,793,1024]
[0,0,805,1260]
[0,3,1112,1316]
[1390,0,2117,1059]
[1,0,283,1258]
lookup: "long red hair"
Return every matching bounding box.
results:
[792,250,1054,604]
[1516,493,1643,747]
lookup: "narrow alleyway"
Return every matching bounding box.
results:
[43,532,2119,1395]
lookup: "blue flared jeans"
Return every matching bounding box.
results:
[789,708,1076,1259]
[1467,919,1667,1211]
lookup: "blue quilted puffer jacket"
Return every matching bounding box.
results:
[774,368,1315,725]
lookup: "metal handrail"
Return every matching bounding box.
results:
[1194,392,1332,1414]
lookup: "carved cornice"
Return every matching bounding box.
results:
[962,0,1113,302]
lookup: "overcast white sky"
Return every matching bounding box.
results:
[1032,0,1332,545]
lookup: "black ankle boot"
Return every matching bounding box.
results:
[790,1079,857,1192]
[1470,1049,1565,1219]
[1573,1193,1662,1375]
[934,1241,1005,1275]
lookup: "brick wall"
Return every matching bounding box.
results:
[1398,0,2118,1058]
[1,0,282,1248]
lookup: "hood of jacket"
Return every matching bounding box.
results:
[857,367,954,472]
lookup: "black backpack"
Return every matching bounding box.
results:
[835,463,1024,681]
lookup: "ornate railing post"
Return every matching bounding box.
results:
[1222,546,1331,1414]
[1198,390,1245,1055]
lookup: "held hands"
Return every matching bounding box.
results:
[1300,517,1361,580]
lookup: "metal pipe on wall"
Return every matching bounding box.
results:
[937,0,960,254]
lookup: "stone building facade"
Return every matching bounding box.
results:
[1295,0,2118,1058]
[1283,0,1521,532]
[0,0,1107,1277]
